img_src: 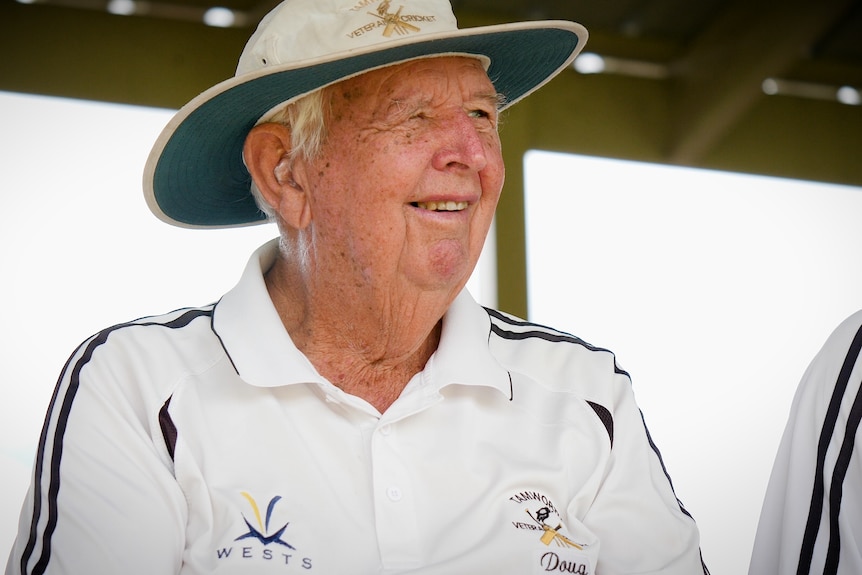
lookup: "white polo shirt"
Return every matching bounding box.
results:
[9,240,706,575]
[749,310,862,575]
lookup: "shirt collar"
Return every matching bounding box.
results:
[213,238,326,388]
[213,239,511,398]
[427,290,513,398]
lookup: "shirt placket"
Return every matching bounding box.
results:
[371,417,422,570]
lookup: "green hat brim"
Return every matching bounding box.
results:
[144,22,587,228]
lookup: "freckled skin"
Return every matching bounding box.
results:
[256,57,505,412]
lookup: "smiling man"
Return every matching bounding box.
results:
[8,0,708,573]
[245,57,504,413]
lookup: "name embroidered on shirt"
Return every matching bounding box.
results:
[537,550,591,574]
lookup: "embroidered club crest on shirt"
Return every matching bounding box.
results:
[235,492,296,548]
[215,492,314,569]
[525,506,583,549]
[507,490,594,575]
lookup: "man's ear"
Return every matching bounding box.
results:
[243,123,311,230]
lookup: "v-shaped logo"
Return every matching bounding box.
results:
[235,492,296,549]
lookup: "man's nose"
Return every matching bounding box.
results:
[430,112,491,173]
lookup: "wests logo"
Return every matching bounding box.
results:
[216,492,313,569]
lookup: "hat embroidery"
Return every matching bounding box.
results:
[348,1,436,39]
[349,0,379,10]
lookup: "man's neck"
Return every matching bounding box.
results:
[264,258,446,413]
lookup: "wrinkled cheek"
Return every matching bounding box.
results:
[476,171,504,242]
[425,239,471,282]
[487,154,505,201]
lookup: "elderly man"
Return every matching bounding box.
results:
[8,0,707,573]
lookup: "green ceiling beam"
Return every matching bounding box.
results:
[0,2,246,108]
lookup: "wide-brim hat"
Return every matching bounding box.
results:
[143,0,588,229]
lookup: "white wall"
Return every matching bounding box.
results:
[524,150,862,575]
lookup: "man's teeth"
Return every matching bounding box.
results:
[415,201,468,211]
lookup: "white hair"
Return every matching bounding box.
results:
[250,88,329,219]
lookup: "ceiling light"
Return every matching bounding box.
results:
[837,86,861,106]
[203,6,235,27]
[573,53,606,75]
[107,0,136,14]
[573,53,669,79]
[762,77,860,106]
[761,78,779,95]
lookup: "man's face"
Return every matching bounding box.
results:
[299,56,504,299]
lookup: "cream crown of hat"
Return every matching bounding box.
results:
[144,0,588,228]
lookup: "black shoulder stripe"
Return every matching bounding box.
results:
[595,398,707,572]
[826,382,862,573]
[641,418,714,575]
[586,401,614,447]
[485,308,630,378]
[798,321,862,575]
[18,353,75,575]
[639,410,694,519]
[21,307,211,575]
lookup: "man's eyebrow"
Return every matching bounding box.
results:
[383,91,504,116]
[390,96,429,108]
[382,96,428,118]
[473,91,508,110]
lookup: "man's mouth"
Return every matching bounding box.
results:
[413,201,469,212]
